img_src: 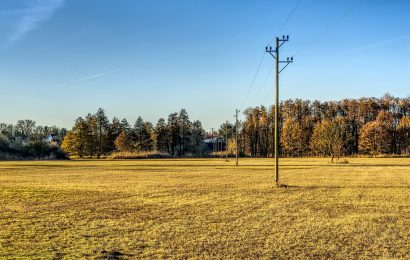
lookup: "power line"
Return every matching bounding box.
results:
[251,64,274,104]
[260,0,362,108]
[262,82,274,105]
[240,51,265,109]
[240,0,303,111]
[271,0,303,42]
[249,0,301,107]
[259,0,363,108]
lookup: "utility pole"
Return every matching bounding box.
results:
[211,128,215,154]
[266,35,293,187]
[235,109,239,166]
[219,137,221,156]
[225,120,229,160]
[216,136,219,154]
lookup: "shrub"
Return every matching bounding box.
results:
[109,151,171,159]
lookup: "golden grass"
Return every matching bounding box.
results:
[0,158,409,258]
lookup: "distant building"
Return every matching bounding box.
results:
[204,136,226,152]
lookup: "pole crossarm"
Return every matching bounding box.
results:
[265,46,277,59]
[279,59,293,73]
[267,51,277,59]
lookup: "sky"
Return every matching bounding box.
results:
[0,0,409,130]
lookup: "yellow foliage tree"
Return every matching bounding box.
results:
[310,117,348,161]
[359,111,393,156]
[61,131,80,157]
[398,116,410,155]
[114,131,132,152]
[281,118,304,157]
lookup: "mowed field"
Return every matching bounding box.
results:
[0,158,409,259]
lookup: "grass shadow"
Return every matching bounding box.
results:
[277,184,410,189]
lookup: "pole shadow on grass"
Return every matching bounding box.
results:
[275,184,410,189]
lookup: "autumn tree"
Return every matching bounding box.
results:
[218,121,234,154]
[359,121,384,156]
[61,117,92,157]
[227,138,237,155]
[281,118,304,157]
[114,131,132,152]
[398,116,410,155]
[242,107,262,157]
[61,131,78,156]
[310,117,349,161]
[359,111,393,156]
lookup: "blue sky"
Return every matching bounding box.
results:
[1,0,409,129]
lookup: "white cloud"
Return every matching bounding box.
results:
[6,0,65,45]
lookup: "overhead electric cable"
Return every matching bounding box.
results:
[241,0,303,110]
[252,64,274,102]
[271,0,303,42]
[240,51,266,109]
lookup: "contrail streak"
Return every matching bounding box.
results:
[56,69,121,88]
[322,34,410,62]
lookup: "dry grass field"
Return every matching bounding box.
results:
[0,158,409,259]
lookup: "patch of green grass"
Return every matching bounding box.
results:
[0,158,409,258]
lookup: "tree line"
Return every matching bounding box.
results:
[234,94,410,159]
[1,94,409,160]
[61,108,207,158]
[0,120,66,159]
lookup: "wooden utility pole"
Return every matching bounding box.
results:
[225,120,229,160]
[235,109,239,166]
[219,136,222,158]
[266,35,293,187]
[211,128,215,154]
[274,37,280,186]
[216,136,219,154]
